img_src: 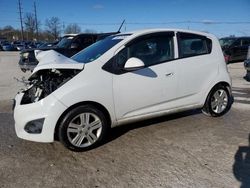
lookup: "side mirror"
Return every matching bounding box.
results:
[70,42,79,49]
[123,57,145,71]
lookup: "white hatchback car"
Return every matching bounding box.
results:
[14,29,233,151]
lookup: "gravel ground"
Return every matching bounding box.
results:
[0,52,249,188]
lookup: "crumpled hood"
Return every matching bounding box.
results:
[33,50,84,73]
[34,50,50,61]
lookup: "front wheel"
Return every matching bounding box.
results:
[58,105,108,151]
[202,85,232,117]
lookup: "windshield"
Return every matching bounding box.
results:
[72,34,130,64]
[219,38,236,47]
[56,36,74,48]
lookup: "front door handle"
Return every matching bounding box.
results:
[165,72,174,77]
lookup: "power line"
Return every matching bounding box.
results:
[58,21,250,26]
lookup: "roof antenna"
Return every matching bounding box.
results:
[117,19,125,33]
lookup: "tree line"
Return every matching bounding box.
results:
[0,14,94,42]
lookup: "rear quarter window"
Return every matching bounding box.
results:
[178,32,212,58]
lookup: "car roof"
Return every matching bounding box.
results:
[113,28,215,40]
[63,33,98,37]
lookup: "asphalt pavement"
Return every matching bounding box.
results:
[0,52,249,188]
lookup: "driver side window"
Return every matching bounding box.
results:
[116,34,174,68]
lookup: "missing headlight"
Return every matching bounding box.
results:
[21,69,80,104]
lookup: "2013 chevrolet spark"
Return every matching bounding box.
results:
[13,29,233,151]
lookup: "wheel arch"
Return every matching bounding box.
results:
[54,101,112,140]
[211,81,231,94]
[203,81,234,109]
[203,81,232,107]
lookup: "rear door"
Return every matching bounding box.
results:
[174,32,214,105]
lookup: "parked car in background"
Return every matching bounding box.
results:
[220,36,250,63]
[244,59,250,81]
[243,45,250,81]
[0,40,8,51]
[12,41,22,50]
[36,41,58,48]
[16,44,26,51]
[26,42,36,49]
[13,29,233,151]
[18,32,119,72]
[2,42,15,51]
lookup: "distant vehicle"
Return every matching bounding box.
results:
[26,43,36,49]
[0,40,8,51]
[220,37,250,63]
[243,46,250,81]
[2,42,15,51]
[36,41,58,48]
[12,41,22,50]
[244,59,250,81]
[18,33,118,72]
[18,21,125,72]
[13,29,233,151]
[16,44,26,51]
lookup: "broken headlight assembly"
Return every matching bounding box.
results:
[20,69,81,104]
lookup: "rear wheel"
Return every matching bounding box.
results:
[58,105,108,151]
[202,85,232,117]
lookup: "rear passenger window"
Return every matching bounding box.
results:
[178,33,212,58]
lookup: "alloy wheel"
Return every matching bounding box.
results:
[211,89,228,114]
[66,112,102,148]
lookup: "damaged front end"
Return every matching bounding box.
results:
[15,50,84,106]
[20,69,81,104]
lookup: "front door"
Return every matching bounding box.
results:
[112,32,178,120]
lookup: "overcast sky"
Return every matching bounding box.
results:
[0,0,250,37]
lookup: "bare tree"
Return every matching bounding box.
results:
[64,23,81,34]
[24,13,36,40]
[0,25,16,41]
[83,29,96,33]
[45,17,61,40]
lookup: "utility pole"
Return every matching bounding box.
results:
[18,0,24,41]
[34,1,38,40]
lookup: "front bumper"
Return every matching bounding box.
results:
[14,92,67,143]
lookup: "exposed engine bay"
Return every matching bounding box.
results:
[20,69,80,104]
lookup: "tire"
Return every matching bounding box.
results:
[245,71,250,81]
[202,85,232,117]
[58,105,108,152]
